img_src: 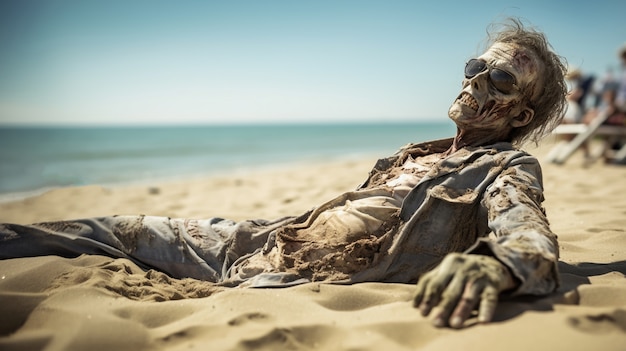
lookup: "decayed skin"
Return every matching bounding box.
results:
[413,42,545,328]
[414,254,516,327]
[447,42,542,153]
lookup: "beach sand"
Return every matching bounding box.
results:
[1,138,625,351]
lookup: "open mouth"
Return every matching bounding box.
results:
[458,92,479,112]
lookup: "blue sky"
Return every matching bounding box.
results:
[1,0,624,126]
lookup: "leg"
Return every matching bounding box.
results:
[0,215,292,281]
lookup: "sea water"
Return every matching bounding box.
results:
[0,121,455,198]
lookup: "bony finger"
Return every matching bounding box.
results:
[415,294,436,317]
[429,306,447,328]
[431,273,467,327]
[450,280,483,329]
[478,285,499,323]
[413,274,431,308]
[415,273,443,317]
[418,285,443,317]
[419,296,436,317]
[414,253,466,320]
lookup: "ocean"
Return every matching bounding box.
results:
[0,121,455,199]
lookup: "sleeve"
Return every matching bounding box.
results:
[466,156,560,296]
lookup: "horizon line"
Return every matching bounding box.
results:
[0,118,453,128]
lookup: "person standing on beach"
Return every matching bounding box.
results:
[0,18,567,329]
[605,43,626,129]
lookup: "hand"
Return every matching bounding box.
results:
[413,253,517,328]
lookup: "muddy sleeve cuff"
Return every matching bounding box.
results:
[465,233,559,296]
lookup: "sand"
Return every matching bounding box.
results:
[0,138,625,351]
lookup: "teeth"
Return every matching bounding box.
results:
[459,92,479,111]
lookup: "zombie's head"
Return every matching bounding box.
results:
[448,18,567,146]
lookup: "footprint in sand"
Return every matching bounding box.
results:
[239,327,301,349]
[227,312,271,326]
[567,310,626,333]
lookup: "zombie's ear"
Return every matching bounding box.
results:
[510,107,534,128]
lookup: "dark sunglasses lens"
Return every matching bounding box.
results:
[465,59,486,78]
[490,69,516,93]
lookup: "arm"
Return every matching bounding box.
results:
[471,160,559,295]
[413,157,559,328]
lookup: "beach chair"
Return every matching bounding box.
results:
[546,110,626,165]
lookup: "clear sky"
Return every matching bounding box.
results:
[1,0,624,126]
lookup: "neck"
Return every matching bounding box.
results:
[447,127,511,154]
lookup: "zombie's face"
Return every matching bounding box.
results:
[448,42,543,134]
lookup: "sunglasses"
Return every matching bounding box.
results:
[464,59,518,94]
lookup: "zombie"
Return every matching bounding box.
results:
[0,18,567,329]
